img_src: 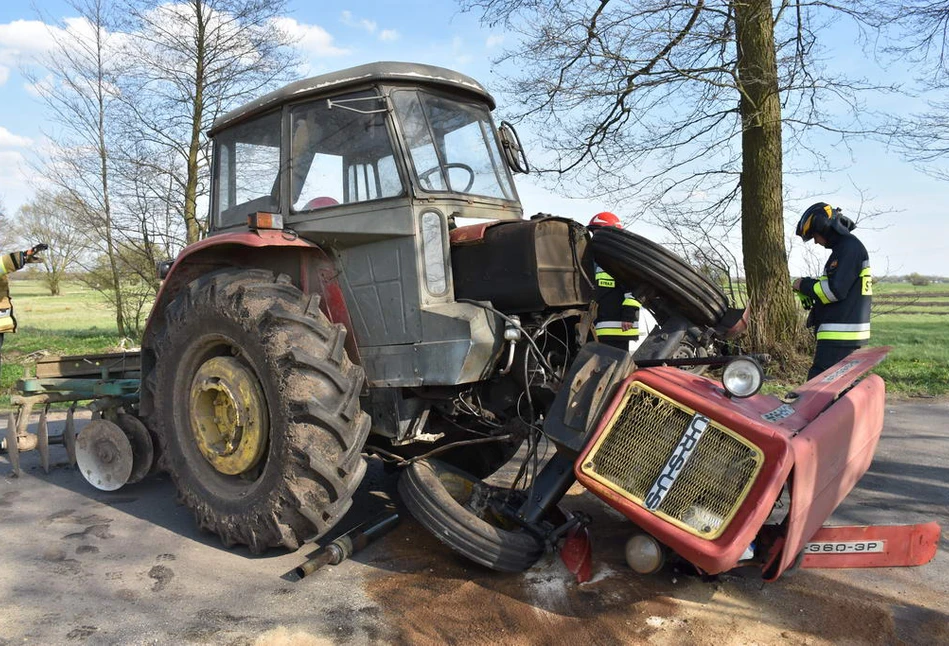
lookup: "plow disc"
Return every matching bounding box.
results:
[76,420,134,491]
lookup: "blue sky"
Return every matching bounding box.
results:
[0,0,947,277]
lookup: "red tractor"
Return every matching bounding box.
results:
[7,62,933,581]
[136,61,751,558]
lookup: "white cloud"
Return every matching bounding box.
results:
[0,17,105,63]
[0,19,60,86]
[273,17,349,58]
[0,149,24,172]
[0,19,60,58]
[0,127,31,148]
[379,29,399,42]
[340,11,377,34]
[0,149,40,211]
[0,17,130,88]
[24,75,53,98]
[452,37,473,65]
[486,34,505,49]
[61,16,100,44]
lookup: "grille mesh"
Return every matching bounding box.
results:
[587,384,762,538]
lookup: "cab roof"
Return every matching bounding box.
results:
[209,61,496,136]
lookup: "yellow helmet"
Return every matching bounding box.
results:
[796,202,854,241]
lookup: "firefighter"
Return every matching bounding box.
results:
[588,212,641,351]
[0,243,48,373]
[792,202,871,380]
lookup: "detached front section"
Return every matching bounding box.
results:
[576,347,891,577]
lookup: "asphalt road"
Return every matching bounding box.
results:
[0,397,946,645]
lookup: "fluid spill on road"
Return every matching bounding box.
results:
[362,491,918,645]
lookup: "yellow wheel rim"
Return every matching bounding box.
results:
[189,356,269,475]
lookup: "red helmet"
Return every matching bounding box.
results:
[589,212,622,228]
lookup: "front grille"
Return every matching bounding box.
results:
[582,383,763,539]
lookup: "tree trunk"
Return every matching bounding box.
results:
[734,0,804,361]
[94,3,125,337]
[183,129,202,243]
[48,274,60,296]
[183,1,207,245]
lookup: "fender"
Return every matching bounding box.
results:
[763,374,887,580]
[140,230,358,414]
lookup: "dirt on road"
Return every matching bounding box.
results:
[1,397,946,645]
[359,481,944,646]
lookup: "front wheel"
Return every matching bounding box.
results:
[146,269,370,553]
[398,459,544,572]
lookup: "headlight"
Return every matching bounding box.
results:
[722,356,764,398]
[624,533,665,574]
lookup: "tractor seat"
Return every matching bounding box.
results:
[303,196,339,210]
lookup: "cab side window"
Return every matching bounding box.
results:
[214,110,281,228]
[290,91,404,212]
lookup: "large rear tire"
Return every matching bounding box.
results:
[147,269,370,553]
[590,227,728,328]
[398,459,544,572]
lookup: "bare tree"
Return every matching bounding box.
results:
[865,2,949,179]
[736,0,801,353]
[14,192,89,296]
[28,0,128,333]
[121,0,300,243]
[104,141,187,335]
[112,141,188,265]
[83,239,161,338]
[463,0,891,361]
[0,200,11,250]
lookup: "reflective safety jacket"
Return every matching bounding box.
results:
[593,265,641,339]
[0,250,30,333]
[797,231,872,347]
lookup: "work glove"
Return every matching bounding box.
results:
[25,243,48,263]
[795,291,813,310]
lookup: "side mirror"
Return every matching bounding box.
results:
[499,121,529,174]
[156,260,174,280]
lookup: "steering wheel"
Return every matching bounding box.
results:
[417,163,475,193]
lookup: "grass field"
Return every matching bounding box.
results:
[1,279,127,403]
[1,277,946,403]
[867,282,949,395]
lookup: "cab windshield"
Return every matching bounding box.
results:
[391,90,516,201]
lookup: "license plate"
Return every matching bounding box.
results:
[804,540,885,554]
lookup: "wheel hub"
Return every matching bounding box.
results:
[190,356,269,475]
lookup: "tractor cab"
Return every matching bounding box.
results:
[209,61,526,234]
[204,62,587,393]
